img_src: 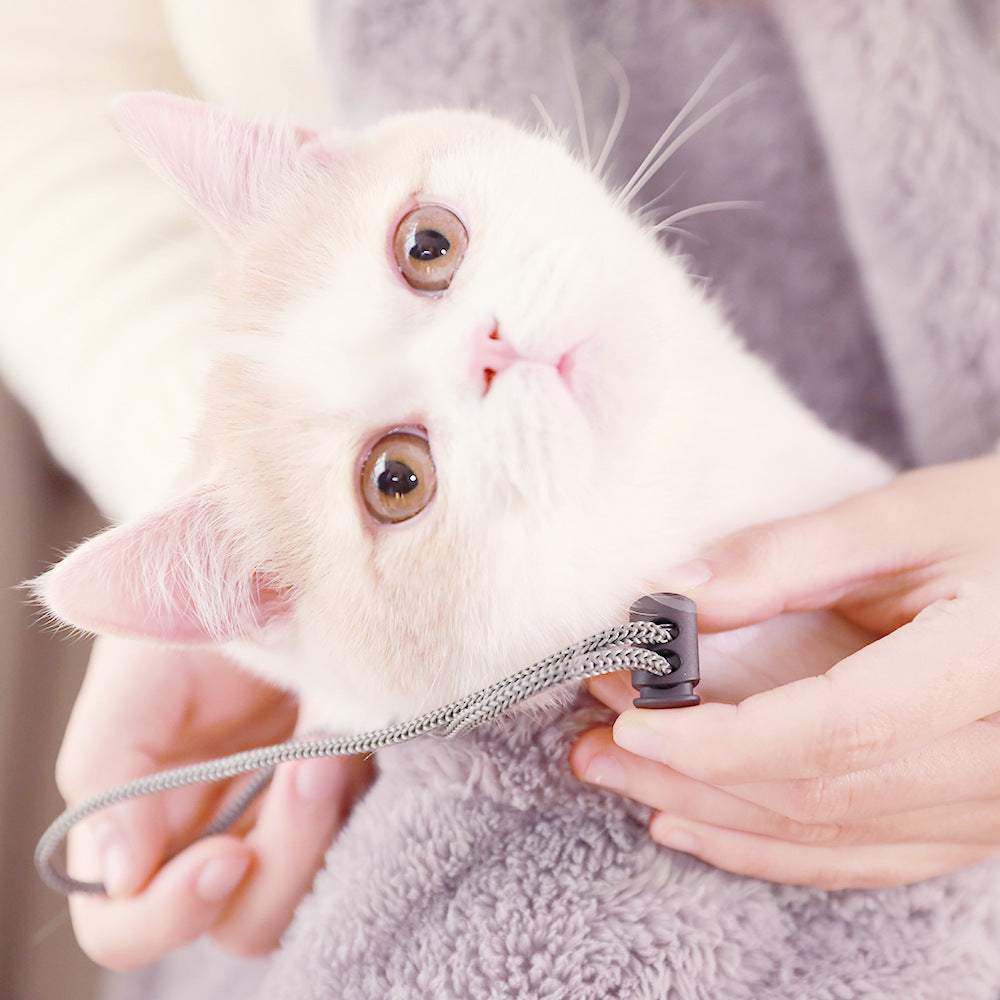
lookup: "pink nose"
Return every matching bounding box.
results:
[475,326,521,394]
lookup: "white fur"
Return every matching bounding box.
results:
[41,98,892,731]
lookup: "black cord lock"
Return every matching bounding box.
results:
[629,593,701,708]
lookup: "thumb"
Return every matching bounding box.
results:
[659,474,923,633]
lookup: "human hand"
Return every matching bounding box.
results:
[56,636,372,970]
[572,455,1000,888]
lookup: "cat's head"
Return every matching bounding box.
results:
[38,94,747,728]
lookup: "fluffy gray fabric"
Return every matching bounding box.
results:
[116,705,1000,999]
[262,707,1000,999]
[108,1,1000,997]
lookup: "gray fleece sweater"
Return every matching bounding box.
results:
[114,707,1000,999]
[105,1,1000,997]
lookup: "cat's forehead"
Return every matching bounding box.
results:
[340,109,615,241]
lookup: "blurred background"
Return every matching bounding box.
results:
[0,380,102,999]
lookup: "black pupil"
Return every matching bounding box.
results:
[410,229,450,261]
[377,459,419,497]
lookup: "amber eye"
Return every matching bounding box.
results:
[360,431,437,523]
[392,205,468,293]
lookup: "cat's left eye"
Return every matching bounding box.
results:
[392,205,468,293]
[360,430,437,523]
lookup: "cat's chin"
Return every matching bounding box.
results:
[291,687,416,737]
[293,679,584,738]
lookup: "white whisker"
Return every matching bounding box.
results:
[635,174,686,222]
[562,38,592,168]
[530,94,560,141]
[649,199,760,233]
[654,224,697,242]
[616,45,737,205]
[620,79,759,207]
[592,48,631,178]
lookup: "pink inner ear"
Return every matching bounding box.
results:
[39,491,290,644]
[111,92,325,238]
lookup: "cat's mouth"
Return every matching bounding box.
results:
[473,324,584,399]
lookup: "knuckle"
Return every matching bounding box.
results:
[697,758,745,787]
[810,705,897,775]
[663,781,710,818]
[781,775,852,827]
[716,522,792,587]
[777,814,844,847]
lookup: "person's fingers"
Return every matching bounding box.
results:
[68,836,253,971]
[586,672,639,714]
[211,754,374,956]
[575,723,1000,847]
[587,607,874,712]
[65,799,175,900]
[56,639,189,786]
[56,640,194,891]
[647,816,997,889]
[572,726,815,838]
[659,457,1000,634]
[611,588,1000,784]
[731,717,1000,825]
[58,636,297,895]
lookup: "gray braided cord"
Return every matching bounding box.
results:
[36,621,674,896]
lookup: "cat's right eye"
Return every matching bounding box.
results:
[392,205,468,293]
[360,430,437,524]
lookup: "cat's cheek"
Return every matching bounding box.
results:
[557,334,601,407]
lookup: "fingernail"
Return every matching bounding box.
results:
[294,757,347,803]
[662,559,713,593]
[613,714,662,760]
[94,820,132,897]
[196,855,251,903]
[581,753,627,792]
[651,816,701,854]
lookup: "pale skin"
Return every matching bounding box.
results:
[56,638,372,970]
[58,454,1000,967]
[572,453,1000,888]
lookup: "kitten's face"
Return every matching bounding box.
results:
[42,100,740,728]
[206,113,713,724]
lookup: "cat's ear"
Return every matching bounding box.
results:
[36,489,290,644]
[111,92,334,242]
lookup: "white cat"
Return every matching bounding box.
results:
[37,93,890,732]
